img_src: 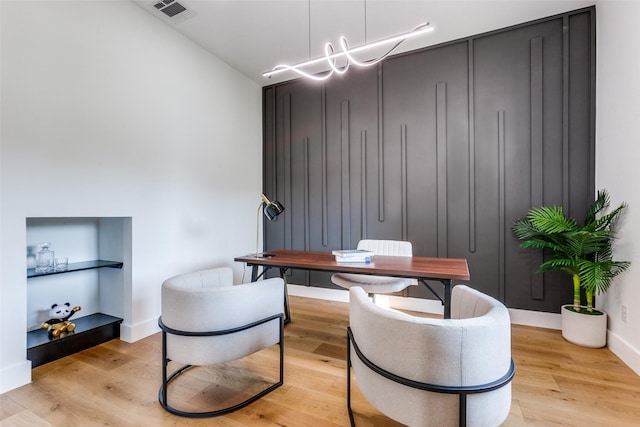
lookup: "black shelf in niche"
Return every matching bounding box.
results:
[27,313,123,367]
[27,259,125,367]
[27,260,123,278]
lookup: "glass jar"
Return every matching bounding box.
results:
[35,243,55,273]
[26,245,37,269]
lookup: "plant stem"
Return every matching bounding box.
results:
[586,290,594,312]
[573,274,581,312]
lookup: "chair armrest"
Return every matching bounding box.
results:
[163,266,234,289]
[162,277,284,332]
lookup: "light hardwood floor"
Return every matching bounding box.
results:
[2,295,639,426]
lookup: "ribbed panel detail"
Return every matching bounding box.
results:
[356,239,412,257]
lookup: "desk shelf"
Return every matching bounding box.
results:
[27,313,122,367]
[27,260,123,278]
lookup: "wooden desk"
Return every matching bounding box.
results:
[235,249,470,323]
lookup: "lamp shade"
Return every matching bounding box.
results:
[264,199,284,220]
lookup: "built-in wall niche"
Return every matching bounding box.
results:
[26,217,132,367]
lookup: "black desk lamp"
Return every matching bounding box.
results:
[254,193,284,258]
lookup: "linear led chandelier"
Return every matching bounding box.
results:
[263,21,435,81]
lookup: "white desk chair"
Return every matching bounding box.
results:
[331,239,417,298]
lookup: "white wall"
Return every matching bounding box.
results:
[595,0,640,374]
[0,0,262,393]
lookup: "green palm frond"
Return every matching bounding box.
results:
[539,258,579,275]
[587,204,627,232]
[595,244,614,261]
[610,261,632,277]
[519,239,563,252]
[577,259,630,294]
[584,189,610,226]
[526,206,577,233]
[511,218,540,240]
[564,230,609,257]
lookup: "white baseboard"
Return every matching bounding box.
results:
[382,294,445,314]
[288,284,446,314]
[119,318,159,343]
[607,330,640,375]
[0,360,32,394]
[508,308,562,330]
[288,284,350,302]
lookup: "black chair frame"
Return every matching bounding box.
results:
[347,327,515,427]
[158,313,284,418]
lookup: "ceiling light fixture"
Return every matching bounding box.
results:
[263,22,434,81]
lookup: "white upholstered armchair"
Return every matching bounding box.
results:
[347,285,514,427]
[158,267,284,418]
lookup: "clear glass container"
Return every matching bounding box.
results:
[26,245,37,269]
[35,243,55,273]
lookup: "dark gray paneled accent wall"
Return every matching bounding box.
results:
[262,7,595,312]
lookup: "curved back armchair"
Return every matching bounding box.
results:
[348,285,514,427]
[331,239,417,296]
[158,267,284,418]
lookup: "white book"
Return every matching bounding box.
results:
[332,249,374,258]
[335,255,372,263]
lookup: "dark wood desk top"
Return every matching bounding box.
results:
[234,249,470,281]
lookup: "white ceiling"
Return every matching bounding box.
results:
[133,0,595,86]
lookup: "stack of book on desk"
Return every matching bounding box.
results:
[332,249,374,263]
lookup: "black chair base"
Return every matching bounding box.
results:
[158,364,283,418]
[158,313,284,418]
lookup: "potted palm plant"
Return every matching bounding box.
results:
[512,189,630,347]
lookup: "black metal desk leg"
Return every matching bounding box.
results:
[279,268,291,324]
[247,265,289,323]
[443,279,452,319]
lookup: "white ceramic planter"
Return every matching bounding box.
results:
[561,304,607,348]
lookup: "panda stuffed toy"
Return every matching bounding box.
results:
[41,303,81,338]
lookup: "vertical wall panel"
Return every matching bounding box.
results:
[587,12,596,195]
[562,16,570,209]
[377,65,385,222]
[473,10,586,309]
[361,130,368,238]
[467,40,477,254]
[530,37,544,205]
[340,100,351,249]
[436,82,448,257]
[268,88,277,198]
[303,137,310,251]
[378,136,385,223]
[567,12,595,218]
[262,87,283,253]
[498,110,506,301]
[321,87,328,247]
[304,137,311,285]
[400,125,408,241]
[283,92,292,250]
[530,36,545,300]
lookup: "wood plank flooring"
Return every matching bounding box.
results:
[2,295,640,426]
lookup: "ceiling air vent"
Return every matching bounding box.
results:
[152,0,194,20]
